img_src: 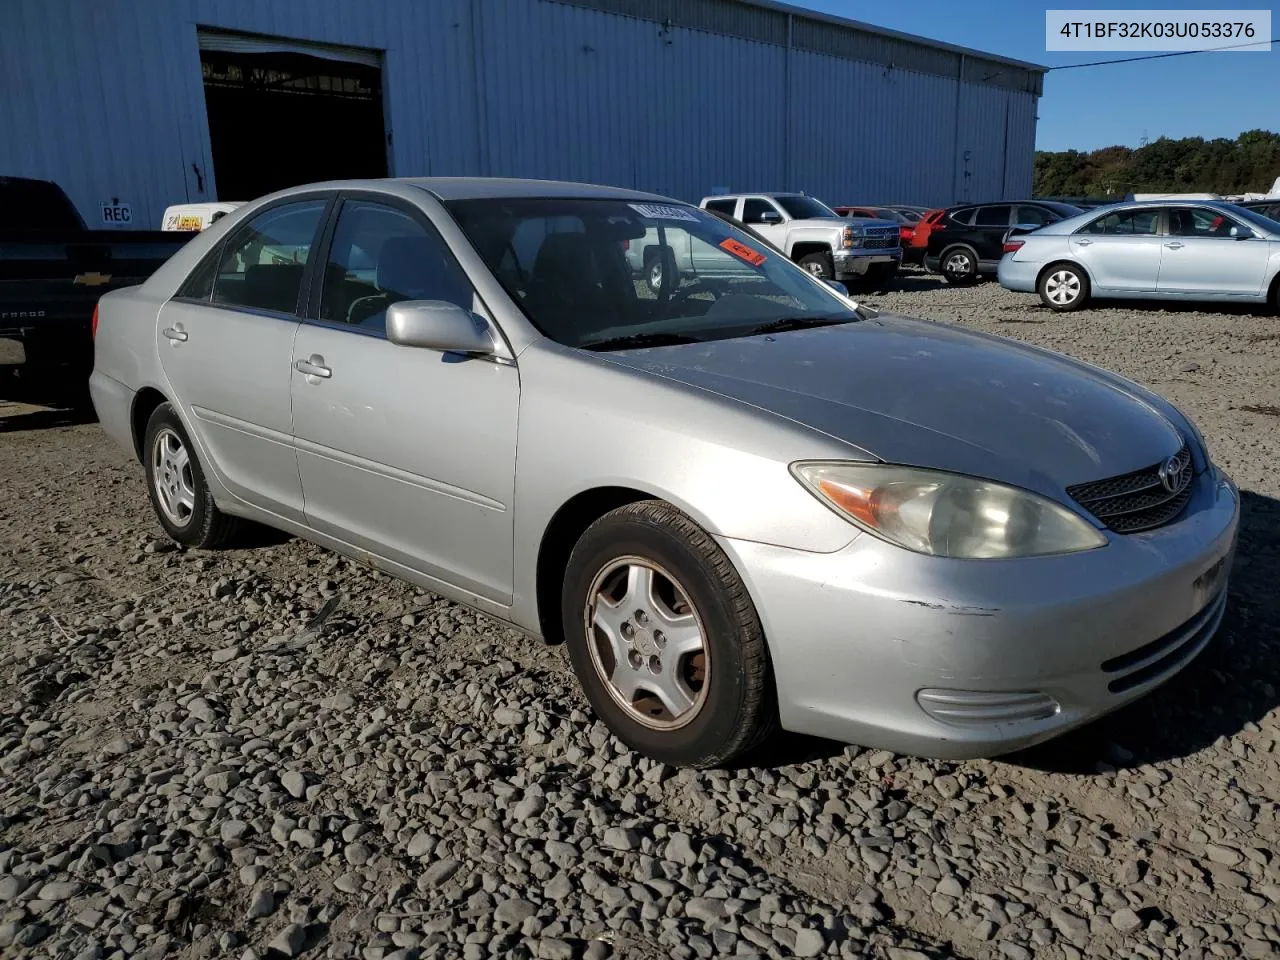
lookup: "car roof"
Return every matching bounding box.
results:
[399,177,673,202]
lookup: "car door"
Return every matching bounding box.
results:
[740,197,787,248]
[1066,207,1163,292]
[289,194,519,603]
[1157,207,1272,296]
[969,204,1013,263]
[158,196,330,521]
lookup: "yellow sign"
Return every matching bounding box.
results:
[73,272,112,287]
[176,215,204,230]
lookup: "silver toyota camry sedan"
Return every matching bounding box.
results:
[90,178,1239,768]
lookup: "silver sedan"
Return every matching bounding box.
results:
[91,178,1239,767]
[999,200,1280,312]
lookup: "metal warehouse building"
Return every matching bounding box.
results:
[1,0,1045,232]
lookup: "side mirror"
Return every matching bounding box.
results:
[758,210,783,225]
[1230,226,1255,240]
[386,300,494,354]
[824,279,850,296]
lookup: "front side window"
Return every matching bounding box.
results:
[319,201,474,334]
[1082,209,1160,235]
[974,205,1012,227]
[740,198,780,224]
[446,197,859,350]
[212,200,327,314]
[775,195,838,220]
[1168,207,1247,238]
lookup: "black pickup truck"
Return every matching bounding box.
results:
[1,176,191,385]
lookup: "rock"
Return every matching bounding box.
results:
[494,898,536,926]
[1111,908,1143,933]
[280,771,307,799]
[535,939,575,960]
[793,929,825,957]
[583,943,612,960]
[999,945,1032,960]
[686,898,727,924]
[1204,844,1243,867]
[247,887,276,919]
[266,923,306,957]
[603,827,640,852]
[212,645,243,663]
[1179,361,1201,373]
[665,832,698,867]
[936,876,964,898]
[405,831,433,858]
[221,820,251,842]
[493,707,525,725]
[37,881,80,900]
[1051,908,1089,945]
[421,859,460,887]
[0,876,26,901]
[188,697,217,723]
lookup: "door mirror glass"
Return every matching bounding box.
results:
[386,301,495,354]
[1230,225,1255,239]
[758,210,783,224]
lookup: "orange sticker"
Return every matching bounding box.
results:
[719,237,766,267]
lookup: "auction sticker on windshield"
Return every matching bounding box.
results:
[628,203,700,222]
[719,237,766,267]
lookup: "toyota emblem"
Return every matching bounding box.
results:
[1157,456,1184,493]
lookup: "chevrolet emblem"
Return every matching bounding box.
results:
[74,272,112,286]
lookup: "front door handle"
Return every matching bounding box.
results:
[162,325,188,343]
[1164,241,1184,250]
[294,355,332,379]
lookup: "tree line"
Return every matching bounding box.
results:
[1033,129,1280,199]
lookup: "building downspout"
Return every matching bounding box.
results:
[951,53,965,203]
[470,0,490,175]
[785,13,793,191]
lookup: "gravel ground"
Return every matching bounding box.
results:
[2,274,1280,960]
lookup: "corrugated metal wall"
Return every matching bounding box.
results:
[0,0,1040,229]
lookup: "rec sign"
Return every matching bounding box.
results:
[101,201,133,227]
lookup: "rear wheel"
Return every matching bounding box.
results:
[940,246,978,285]
[798,252,834,280]
[644,251,667,294]
[561,500,777,768]
[143,403,241,548]
[1038,263,1090,312]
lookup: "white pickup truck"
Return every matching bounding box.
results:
[700,193,900,287]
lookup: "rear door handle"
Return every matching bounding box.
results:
[1075,238,1092,246]
[1164,242,1184,250]
[162,325,188,342]
[294,355,332,379]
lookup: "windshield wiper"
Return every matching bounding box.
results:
[579,331,704,352]
[743,315,858,336]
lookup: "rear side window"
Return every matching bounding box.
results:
[319,200,475,334]
[703,199,736,216]
[974,205,1012,227]
[1016,205,1056,227]
[212,200,327,315]
[948,208,977,225]
[176,247,220,301]
[1082,209,1160,235]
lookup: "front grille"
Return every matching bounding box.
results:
[866,227,899,238]
[1067,445,1194,533]
[862,237,898,250]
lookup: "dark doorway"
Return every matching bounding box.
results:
[200,48,387,201]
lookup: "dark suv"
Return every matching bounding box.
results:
[1241,199,1280,223]
[925,201,1083,284]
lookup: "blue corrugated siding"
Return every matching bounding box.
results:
[0,0,1038,229]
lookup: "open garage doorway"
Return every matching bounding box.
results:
[198,31,387,201]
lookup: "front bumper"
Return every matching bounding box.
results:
[833,248,901,278]
[718,467,1239,759]
[997,255,1040,293]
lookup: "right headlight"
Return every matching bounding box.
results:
[791,461,1107,559]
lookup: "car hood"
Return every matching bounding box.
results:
[605,315,1184,500]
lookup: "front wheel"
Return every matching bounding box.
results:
[561,501,777,768]
[143,403,242,548]
[1038,264,1090,311]
[645,253,667,294]
[797,252,834,280]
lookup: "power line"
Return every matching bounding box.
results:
[1047,36,1277,70]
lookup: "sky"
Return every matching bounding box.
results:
[790,0,1278,152]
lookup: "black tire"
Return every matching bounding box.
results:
[1037,262,1091,312]
[939,245,979,285]
[143,402,241,548]
[644,250,667,294]
[561,500,777,768]
[797,252,834,280]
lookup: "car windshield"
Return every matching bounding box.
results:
[446,197,858,350]
[1226,204,1280,234]
[775,195,838,220]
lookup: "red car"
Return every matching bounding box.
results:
[834,204,940,263]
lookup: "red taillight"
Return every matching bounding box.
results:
[621,239,630,250]
[1003,240,1025,254]
[91,303,99,339]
